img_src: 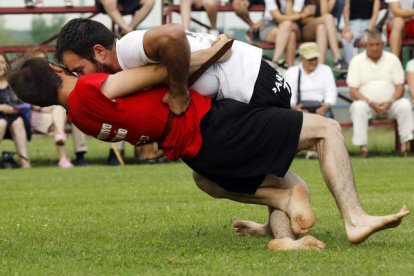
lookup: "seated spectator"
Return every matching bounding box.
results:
[0,52,31,168]
[347,29,413,157]
[96,0,155,36]
[341,0,380,64]
[25,0,74,7]
[284,42,337,159]
[386,0,414,57]
[231,0,264,31]
[24,47,88,167]
[258,0,310,68]
[404,58,414,130]
[180,0,220,35]
[301,0,348,70]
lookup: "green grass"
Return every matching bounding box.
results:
[0,130,414,275]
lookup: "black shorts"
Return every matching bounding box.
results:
[184,99,303,195]
[249,60,292,109]
[95,0,141,15]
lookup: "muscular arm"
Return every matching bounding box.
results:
[102,37,231,100]
[142,24,191,114]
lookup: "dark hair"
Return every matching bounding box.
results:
[55,18,116,63]
[8,58,62,107]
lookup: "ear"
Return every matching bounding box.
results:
[49,63,64,74]
[93,44,107,62]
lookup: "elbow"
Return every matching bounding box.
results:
[165,24,187,43]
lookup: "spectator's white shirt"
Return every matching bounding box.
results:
[116,30,263,103]
[263,0,305,21]
[386,0,414,18]
[347,51,404,102]
[284,63,337,106]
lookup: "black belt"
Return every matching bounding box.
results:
[157,38,234,145]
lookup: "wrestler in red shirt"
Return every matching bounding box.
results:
[68,73,211,160]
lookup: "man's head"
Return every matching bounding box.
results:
[8,58,62,107]
[55,18,118,76]
[299,42,319,73]
[365,29,384,62]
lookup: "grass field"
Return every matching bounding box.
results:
[0,129,414,275]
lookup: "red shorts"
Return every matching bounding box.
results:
[387,19,414,41]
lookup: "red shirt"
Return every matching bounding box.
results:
[67,73,211,160]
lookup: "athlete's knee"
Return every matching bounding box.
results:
[193,172,225,198]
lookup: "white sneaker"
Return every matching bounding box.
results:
[305,151,318,160]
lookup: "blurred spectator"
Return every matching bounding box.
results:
[404,58,414,133]
[347,29,413,157]
[96,0,155,36]
[285,42,337,118]
[285,42,337,159]
[0,52,31,169]
[180,0,220,34]
[341,0,380,63]
[25,0,74,7]
[301,0,348,70]
[386,0,414,57]
[24,47,88,167]
[231,0,264,31]
[258,0,308,68]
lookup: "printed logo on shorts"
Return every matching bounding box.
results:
[272,73,291,95]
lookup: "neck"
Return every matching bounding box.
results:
[58,75,77,109]
[112,44,121,72]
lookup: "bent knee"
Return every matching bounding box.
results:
[193,172,225,199]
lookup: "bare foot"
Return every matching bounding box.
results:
[346,206,410,244]
[267,235,325,250]
[286,185,315,234]
[233,220,271,237]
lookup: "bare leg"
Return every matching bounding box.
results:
[203,0,219,31]
[129,0,155,30]
[99,0,133,34]
[267,21,295,63]
[234,207,325,250]
[180,0,193,30]
[299,113,410,244]
[194,171,315,234]
[9,117,31,168]
[232,0,254,29]
[285,29,298,67]
[389,17,405,57]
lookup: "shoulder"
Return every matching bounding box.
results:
[285,65,299,76]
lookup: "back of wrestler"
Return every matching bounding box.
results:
[67,73,211,161]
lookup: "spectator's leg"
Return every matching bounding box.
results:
[389,17,405,57]
[232,0,254,29]
[285,25,300,67]
[203,0,219,33]
[322,13,342,62]
[331,0,344,27]
[129,0,155,30]
[0,118,7,143]
[99,0,133,34]
[350,100,371,154]
[72,124,88,166]
[316,22,328,64]
[264,21,295,64]
[180,0,193,31]
[9,117,31,168]
[52,106,73,168]
[388,99,414,152]
[302,17,327,63]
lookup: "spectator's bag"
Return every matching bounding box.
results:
[297,69,322,113]
[0,151,19,169]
